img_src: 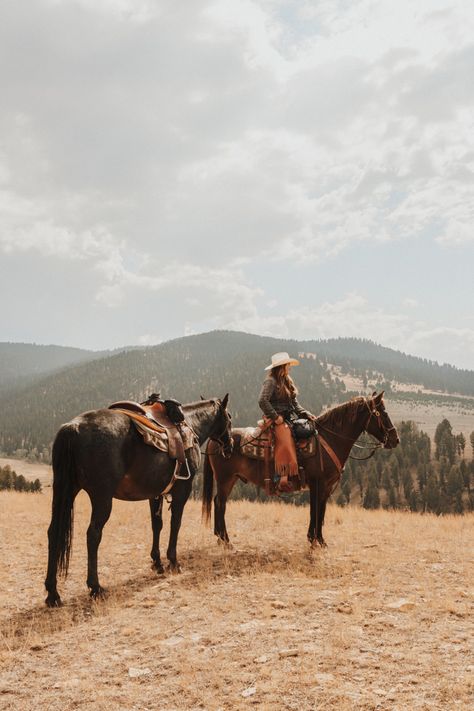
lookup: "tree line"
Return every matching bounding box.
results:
[336,418,474,514]
[0,465,42,493]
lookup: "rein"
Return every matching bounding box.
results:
[316,397,393,461]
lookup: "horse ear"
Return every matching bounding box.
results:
[372,391,377,397]
[200,395,205,401]
[221,393,229,409]
[374,391,384,403]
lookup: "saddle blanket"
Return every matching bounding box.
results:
[240,426,316,461]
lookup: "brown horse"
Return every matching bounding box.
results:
[202,392,399,546]
[45,396,232,607]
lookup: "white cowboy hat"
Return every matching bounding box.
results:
[264,352,300,371]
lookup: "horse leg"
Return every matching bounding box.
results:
[307,479,319,546]
[214,493,229,544]
[214,475,237,545]
[86,495,113,598]
[166,479,192,573]
[45,487,79,607]
[149,496,164,574]
[316,497,328,547]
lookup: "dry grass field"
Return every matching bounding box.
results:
[1,477,473,710]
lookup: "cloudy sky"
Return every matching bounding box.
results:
[1,0,473,368]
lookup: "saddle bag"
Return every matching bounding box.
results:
[289,418,316,440]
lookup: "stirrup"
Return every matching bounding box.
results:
[173,459,192,481]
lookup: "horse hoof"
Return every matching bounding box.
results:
[90,586,107,600]
[45,593,62,608]
[167,562,181,574]
[216,536,232,547]
[317,539,328,548]
[152,562,165,575]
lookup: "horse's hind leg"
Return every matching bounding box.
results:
[214,474,237,544]
[149,496,164,574]
[45,486,79,607]
[214,492,230,544]
[86,494,113,598]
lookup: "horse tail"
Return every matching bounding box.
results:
[49,422,79,577]
[201,445,214,525]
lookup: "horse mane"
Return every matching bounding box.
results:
[315,397,365,429]
[182,398,217,411]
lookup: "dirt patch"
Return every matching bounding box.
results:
[0,492,473,710]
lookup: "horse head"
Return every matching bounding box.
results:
[364,392,400,449]
[210,393,234,458]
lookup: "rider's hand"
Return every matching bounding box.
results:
[275,415,284,425]
[308,414,317,421]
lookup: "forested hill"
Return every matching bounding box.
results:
[0,332,345,458]
[0,342,99,393]
[0,330,473,459]
[308,337,474,396]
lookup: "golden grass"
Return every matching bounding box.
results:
[0,488,473,710]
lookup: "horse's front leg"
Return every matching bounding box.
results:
[316,497,328,547]
[166,478,192,572]
[307,479,318,546]
[149,496,164,573]
[86,494,113,598]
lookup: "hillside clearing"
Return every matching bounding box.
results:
[1,488,473,710]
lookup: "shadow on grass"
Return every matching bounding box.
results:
[0,544,331,649]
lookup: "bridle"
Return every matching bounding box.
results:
[363,397,397,448]
[206,408,233,458]
[316,396,396,461]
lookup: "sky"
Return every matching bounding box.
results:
[1,0,473,369]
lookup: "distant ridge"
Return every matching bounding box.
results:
[0,330,473,459]
[0,342,135,393]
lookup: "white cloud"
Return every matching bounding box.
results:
[0,0,473,367]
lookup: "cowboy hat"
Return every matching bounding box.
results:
[264,352,300,371]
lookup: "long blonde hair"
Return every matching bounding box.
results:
[270,364,298,399]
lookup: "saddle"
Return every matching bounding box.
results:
[108,398,193,463]
[240,423,317,461]
[239,421,317,495]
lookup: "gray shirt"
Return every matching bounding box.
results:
[258,377,310,421]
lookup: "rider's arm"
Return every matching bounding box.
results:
[292,396,313,419]
[258,378,279,421]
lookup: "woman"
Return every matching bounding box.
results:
[258,352,316,490]
[258,352,316,426]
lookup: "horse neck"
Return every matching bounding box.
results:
[320,401,367,465]
[184,403,218,445]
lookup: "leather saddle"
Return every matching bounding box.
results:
[109,398,188,462]
[240,424,316,461]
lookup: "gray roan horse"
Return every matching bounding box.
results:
[45,395,232,607]
[203,392,399,547]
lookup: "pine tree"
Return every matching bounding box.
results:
[363,473,380,510]
[425,473,440,514]
[434,419,456,464]
[456,433,466,457]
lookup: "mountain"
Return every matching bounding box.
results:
[0,342,100,393]
[0,330,473,460]
[308,337,474,396]
[0,342,142,394]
